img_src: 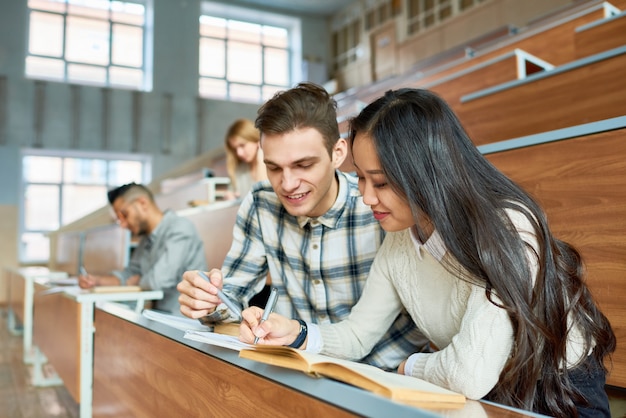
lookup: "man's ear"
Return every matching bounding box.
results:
[134,196,149,211]
[331,138,348,169]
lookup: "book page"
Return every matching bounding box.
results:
[239,346,465,407]
[184,330,253,351]
[90,285,143,293]
[142,309,212,332]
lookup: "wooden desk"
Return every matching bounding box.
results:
[92,304,545,418]
[4,266,69,363]
[32,283,163,418]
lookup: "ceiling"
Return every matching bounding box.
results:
[228,0,360,16]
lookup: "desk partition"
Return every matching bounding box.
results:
[33,283,163,418]
[93,303,545,418]
[53,230,82,276]
[82,224,130,275]
[177,200,240,269]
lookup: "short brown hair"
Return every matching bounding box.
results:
[255,82,339,156]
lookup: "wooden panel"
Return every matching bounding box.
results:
[92,309,355,418]
[371,23,397,82]
[575,13,626,58]
[427,53,519,108]
[179,201,240,269]
[7,270,25,324]
[82,224,129,275]
[33,283,81,402]
[459,51,626,144]
[485,128,626,387]
[92,307,538,417]
[334,2,608,123]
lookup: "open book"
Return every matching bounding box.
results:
[239,346,466,409]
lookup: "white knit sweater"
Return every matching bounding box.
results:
[317,210,587,400]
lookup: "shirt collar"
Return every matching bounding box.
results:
[296,171,349,229]
[147,210,171,243]
[409,225,447,261]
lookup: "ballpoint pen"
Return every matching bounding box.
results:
[196,271,242,322]
[254,287,278,344]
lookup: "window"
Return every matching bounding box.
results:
[199,2,301,104]
[19,149,151,263]
[26,0,153,91]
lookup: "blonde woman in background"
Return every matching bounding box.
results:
[224,118,267,199]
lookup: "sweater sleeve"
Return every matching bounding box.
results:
[408,285,514,400]
[318,234,405,361]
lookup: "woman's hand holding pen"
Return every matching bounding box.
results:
[240,307,303,347]
[177,268,224,319]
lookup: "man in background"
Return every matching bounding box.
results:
[79,183,207,315]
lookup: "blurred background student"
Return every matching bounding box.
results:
[79,183,207,315]
[224,118,267,200]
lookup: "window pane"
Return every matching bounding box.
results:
[112,23,142,67]
[262,26,288,48]
[24,184,60,230]
[199,78,227,100]
[111,1,145,25]
[23,156,62,183]
[264,48,289,85]
[68,63,107,84]
[227,41,262,84]
[62,185,108,225]
[63,158,107,184]
[66,16,110,65]
[199,38,225,77]
[228,20,260,43]
[200,15,226,38]
[108,160,143,184]
[262,85,282,102]
[29,0,67,13]
[26,56,65,80]
[229,83,261,103]
[29,11,64,57]
[21,232,50,262]
[110,66,143,88]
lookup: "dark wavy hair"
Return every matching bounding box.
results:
[349,88,615,417]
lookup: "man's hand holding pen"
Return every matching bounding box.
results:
[178,269,230,319]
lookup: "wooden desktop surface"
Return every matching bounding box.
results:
[93,304,541,418]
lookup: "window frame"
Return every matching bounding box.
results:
[199,1,302,103]
[25,0,154,91]
[18,147,152,264]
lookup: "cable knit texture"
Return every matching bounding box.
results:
[319,209,588,400]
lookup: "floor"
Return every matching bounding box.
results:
[0,308,78,418]
[1,306,625,418]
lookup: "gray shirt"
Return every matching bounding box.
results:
[114,210,207,314]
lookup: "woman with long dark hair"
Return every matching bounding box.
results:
[240,88,616,417]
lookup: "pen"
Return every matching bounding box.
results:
[196,271,242,322]
[254,287,278,344]
[80,266,88,276]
